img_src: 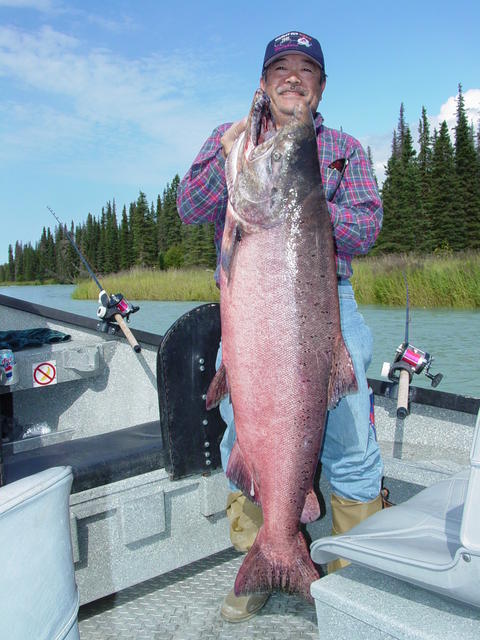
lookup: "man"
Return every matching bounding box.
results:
[177,31,384,622]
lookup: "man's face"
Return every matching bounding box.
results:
[260,53,325,128]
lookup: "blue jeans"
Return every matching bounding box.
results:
[217,280,384,503]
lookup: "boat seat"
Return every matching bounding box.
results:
[3,421,164,493]
[0,466,80,639]
[157,302,225,479]
[310,408,480,608]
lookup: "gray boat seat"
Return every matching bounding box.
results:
[310,408,480,608]
[0,466,80,639]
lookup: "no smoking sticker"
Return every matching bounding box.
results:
[32,361,57,388]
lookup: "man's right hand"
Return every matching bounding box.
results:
[220,117,247,158]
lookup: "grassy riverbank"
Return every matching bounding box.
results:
[352,252,480,308]
[71,252,480,309]
[72,267,220,302]
[0,278,58,287]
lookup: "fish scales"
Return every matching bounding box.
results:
[207,89,357,601]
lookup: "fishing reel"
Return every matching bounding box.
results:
[382,342,444,419]
[97,290,140,334]
[383,342,443,388]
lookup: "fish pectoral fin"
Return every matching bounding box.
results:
[300,488,322,524]
[226,441,260,506]
[206,361,229,410]
[327,334,358,410]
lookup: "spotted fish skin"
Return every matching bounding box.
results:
[208,89,357,601]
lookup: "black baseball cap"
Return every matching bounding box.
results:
[262,31,325,73]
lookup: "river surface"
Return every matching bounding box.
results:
[1,284,479,399]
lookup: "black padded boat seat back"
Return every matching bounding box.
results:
[157,303,225,480]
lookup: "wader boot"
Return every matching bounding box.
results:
[220,491,270,622]
[327,492,383,574]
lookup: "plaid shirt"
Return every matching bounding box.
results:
[177,113,382,281]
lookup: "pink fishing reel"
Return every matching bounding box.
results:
[382,342,443,418]
[391,342,443,388]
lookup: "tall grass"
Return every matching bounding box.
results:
[72,267,220,302]
[352,252,480,308]
[71,253,480,309]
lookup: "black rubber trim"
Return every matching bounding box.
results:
[368,378,480,415]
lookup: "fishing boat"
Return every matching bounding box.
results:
[0,292,479,640]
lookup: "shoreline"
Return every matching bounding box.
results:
[1,251,479,310]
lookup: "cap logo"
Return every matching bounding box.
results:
[273,31,313,52]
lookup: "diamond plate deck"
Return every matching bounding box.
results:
[78,548,319,639]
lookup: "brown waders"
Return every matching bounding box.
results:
[327,492,383,573]
[220,491,269,622]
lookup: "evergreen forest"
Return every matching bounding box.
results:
[1,84,479,284]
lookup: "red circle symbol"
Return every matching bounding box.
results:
[34,362,56,386]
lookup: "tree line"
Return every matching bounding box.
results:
[375,84,480,254]
[0,176,217,283]
[1,83,479,284]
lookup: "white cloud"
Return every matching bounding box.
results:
[361,88,480,187]
[0,24,237,169]
[430,88,480,135]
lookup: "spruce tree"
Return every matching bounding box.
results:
[143,202,158,267]
[104,200,119,273]
[454,84,480,249]
[22,243,37,281]
[397,127,421,252]
[163,175,183,250]
[131,192,149,266]
[7,244,14,281]
[377,128,404,252]
[367,146,378,186]
[14,241,24,282]
[417,107,434,252]
[119,205,132,270]
[428,120,461,250]
[45,228,56,278]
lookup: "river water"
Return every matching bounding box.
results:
[1,284,479,399]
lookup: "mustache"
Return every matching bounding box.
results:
[277,86,308,96]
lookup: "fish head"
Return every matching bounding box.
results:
[226,89,321,233]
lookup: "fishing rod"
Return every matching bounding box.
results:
[47,207,141,353]
[381,272,443,418]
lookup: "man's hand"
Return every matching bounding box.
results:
[220,117,247,158]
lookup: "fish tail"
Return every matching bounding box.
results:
[234,528,319,603]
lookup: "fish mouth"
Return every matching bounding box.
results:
[246,90,276,150]
[227,89,316,232]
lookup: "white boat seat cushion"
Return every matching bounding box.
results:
[311,409,480,608]
[0,466,80,639]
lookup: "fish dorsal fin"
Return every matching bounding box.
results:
[327,334,358,410]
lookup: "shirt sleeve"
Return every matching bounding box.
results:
[176,123,232,224]
[327,139,383,256]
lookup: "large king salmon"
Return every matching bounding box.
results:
[207,89,357,601]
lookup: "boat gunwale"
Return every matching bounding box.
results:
[0,292,162,347]
[1,293,478,415]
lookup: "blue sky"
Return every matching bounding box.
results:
[1,0,479,263]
